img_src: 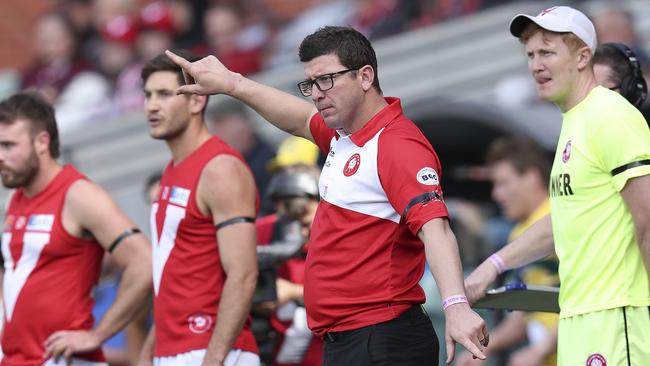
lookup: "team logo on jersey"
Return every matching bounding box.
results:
[15,216,26,230]
[417,167,439,186]
[586,353,606,366]
[562,140,572,163]
[188,313,213,334]
[169,186,191,207]
[26,214,55,232]
[343,153,361,177]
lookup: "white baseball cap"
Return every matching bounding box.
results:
[509,6,597,52]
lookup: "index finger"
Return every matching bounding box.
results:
[460,335,486,361]
[165,50,191,69]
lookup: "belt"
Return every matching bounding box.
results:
[323,305,426,343]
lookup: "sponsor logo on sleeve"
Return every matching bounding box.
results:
[586,353,606,366]
[26,214,55,232]
[343,153,361,177]
[416,167,439,186]
[169,186,191,207]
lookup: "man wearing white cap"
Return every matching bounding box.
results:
[465,6,650,366]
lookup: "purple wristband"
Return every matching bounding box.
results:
[442,295,468,310]
[488,253,506,274]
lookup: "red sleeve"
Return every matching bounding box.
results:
[308,113,336,154]
[377,124,448,235]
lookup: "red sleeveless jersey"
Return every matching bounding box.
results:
[1,165,104,366]
[151,136,259,357]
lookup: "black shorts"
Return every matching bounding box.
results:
[322,306,439,366]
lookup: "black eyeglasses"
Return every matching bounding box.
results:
[297,69,357,97]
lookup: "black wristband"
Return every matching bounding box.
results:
[108,228,141,253]
[215,216,255,230]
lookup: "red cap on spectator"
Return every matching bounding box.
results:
[139,1,176,34]
[101,15,138,44]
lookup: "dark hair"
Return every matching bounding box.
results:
[141,50,208,113]
[486,137,551,184]
[299,26,382,93]
[593,45,633,87]
[141,50,199,86]
[0,92,60,158]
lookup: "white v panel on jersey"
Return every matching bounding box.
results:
[151,203,186,295]
[2,231,50,320]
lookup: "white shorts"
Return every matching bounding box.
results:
[44,358,107,366]
[154,348,260,366]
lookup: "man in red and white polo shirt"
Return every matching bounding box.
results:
[166,26,489,365]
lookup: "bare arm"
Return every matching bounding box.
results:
[465,214,554,304]
[126,302,151,365]
[507,326,557,366]
[137,325,156,366]
[198,156,258,366]
[165,51,318,141]
[419,218,488,364]
[45,180,153,361]
[621,174,650,278]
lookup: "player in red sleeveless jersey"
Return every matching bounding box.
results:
[0,92,152,366]
[138,52,259,366]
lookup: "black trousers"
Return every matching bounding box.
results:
[322,306,439,366]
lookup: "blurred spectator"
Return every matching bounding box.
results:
[254,170,322,366]
[424,0,485,25]
[264,0,354,68]
[267,136,320,175]
[591,4,650,72]
[165,0,206,50]
[457,137,558,366]
[56,0,99,64]
[91,0,139,30]
[199,4,264,75]
[96,15,144,115]
[351,0,422,40]
[21,13,109,133]
[206,101,275,206]
[136,1,177,63]
[95,2,180,119]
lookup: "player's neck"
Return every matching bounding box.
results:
[23,159,62,198]
[167,119,211,165]
[558,74,598,113]
[343,93,388,135]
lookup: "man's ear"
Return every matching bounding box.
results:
[359,65,375,92]
[190,94,207,115]
[577,47,593,71]
[33,130,51,156]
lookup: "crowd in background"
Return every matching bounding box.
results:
[1,1,649,365]
[0,0,514,135]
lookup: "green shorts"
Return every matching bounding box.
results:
[558,306,650,365]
